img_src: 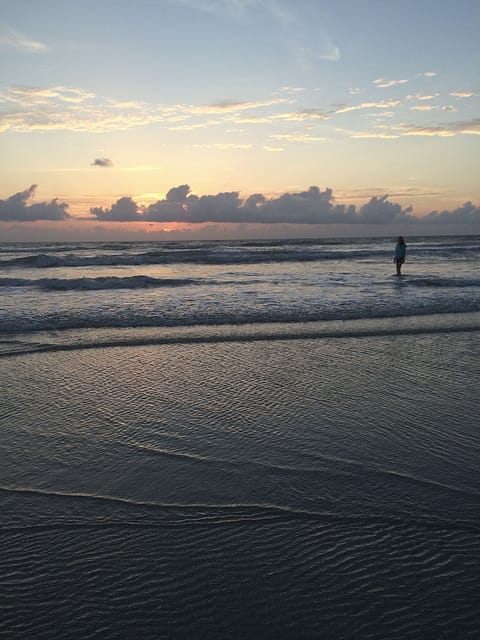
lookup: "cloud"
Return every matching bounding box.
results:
[0,185,70,221]
[418,71,437,77]
[335,100,400,114]
[406,93,439,101]
[373,78,408,89]
[396,118,480,137]
[86,186,358,224]
[425,202,480,224]
[147,189,245,223]
[91,197,140,221]
[278,86,305,94]
[189,98,289,114]
[107,99,146,109]
[409,104,457,112]
[89,185,354,224]
[6,80,476,148]
[231,108,329,125]
[9,79,476,143]
[357,195,412,224]
[139,185,356,224]
[89,185,480,227]
[263,145,284,152]
[169,120,222,130]
[269,133,328,143]
[350,131,400,139]
[351,117,480,139]
[256,187,355,223]
[0,86,94,105]
[273,108,329,121]
[0,86,290,134]
[450,91,475,98]
[0,24,49,51]
[2,185,478,228]
[91,157,113,167]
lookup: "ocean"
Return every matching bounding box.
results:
[1,235,480,639]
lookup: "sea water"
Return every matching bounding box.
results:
[1,236,480,639]
[1,236,480,336]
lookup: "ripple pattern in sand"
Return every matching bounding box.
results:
[1,331,480,638]
[2,494,480,640]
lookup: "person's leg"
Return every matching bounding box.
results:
[396,260,402,276]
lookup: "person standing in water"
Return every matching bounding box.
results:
[394,236,407,276]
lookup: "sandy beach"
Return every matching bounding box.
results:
[2,321,480,639]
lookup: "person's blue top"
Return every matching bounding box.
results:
[395,243,406,260]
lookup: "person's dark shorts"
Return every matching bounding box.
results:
[395,258,405,264]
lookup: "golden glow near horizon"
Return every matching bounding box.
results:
[1,0,479,239]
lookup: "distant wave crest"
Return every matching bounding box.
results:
[0,275,200,291]
[3,273,480,292]
[0,247,385,269]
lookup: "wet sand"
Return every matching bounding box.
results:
[1,324,480,639]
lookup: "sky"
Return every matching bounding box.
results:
[1,0,479,240]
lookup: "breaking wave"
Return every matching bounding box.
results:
[0,275,201,290]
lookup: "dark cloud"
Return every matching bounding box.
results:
[91,184,480,225]
[91,157,113,167]
[165,184,190,202]
[91,197,140,221]
[142,185,356,224]
[95,186,386,224]
[425,201,480,224]
[140,184,191,222]
[1,184,478,229]
[89,185,480,227]
[259,187,356,224]
[0,185,70,221]
[357,195,413,224]
[168,191,244,223]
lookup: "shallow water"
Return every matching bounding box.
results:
[1,324,480,639]
[1,236,480,332]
